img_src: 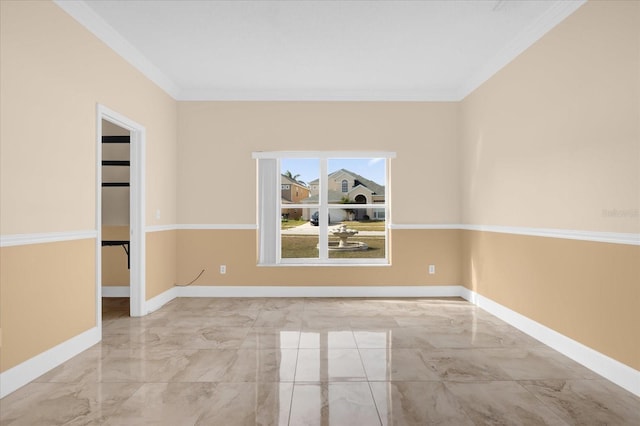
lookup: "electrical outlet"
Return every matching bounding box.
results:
[220,265,226,274]
[428,264,435,275]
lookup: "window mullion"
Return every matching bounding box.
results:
[319,158,328,260]
[275,158,282,264]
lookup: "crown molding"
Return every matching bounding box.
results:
[53,0,181,99]
[457,0,587,99]
[177,87,461,102]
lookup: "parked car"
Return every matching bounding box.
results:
[310,211,330,226]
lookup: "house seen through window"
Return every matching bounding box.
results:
[254,152,394,265]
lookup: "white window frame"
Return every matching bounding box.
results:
[253,151,395,265]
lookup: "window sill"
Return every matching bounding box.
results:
[257,262,391,267]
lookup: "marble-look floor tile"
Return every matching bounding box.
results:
[421,323,541,349]
[186,326,251,349]
[0,381,141,426]
[521,379,640,425]
[359,349,440,381]
[4,297,638,425]
[393,312,469,328]
[289,383,381,426]
[369,381,474,426]
[424,348,514,382]
[100,330,167,351]
[354,327,436,349]
[299,330,357,349]
[195,382,294,426]
[35,348,169,384]
[241,328,301,349]
[295,349,367,382]
[219,349,299,382]
[164,312,258,329]
[353,330,392,349]
[147,348,298,383]
[262,298,306,311]
[101,318,152,336]
[302,313,353,330]
[145,349,234,382]
[200,314,258,328]
[475,347,599,380]
[253,310,302,328]
[445,381,569,425]
[103,382,218,425]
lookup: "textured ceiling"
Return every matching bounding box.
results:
[55,0,586,100]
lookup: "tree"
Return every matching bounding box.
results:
[284,170,305,185]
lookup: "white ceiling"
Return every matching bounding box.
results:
[55,0,585,101]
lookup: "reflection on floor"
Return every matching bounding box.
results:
[2,297,639,425]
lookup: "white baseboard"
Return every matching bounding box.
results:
[102,286,130,297]
[0,327,100,399]
[175,285,464,298]
[145,286,178,314]
[459,290,640,397]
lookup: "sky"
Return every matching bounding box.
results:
[281,158,386,186]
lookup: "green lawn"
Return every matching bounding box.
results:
[281,219,307,230]
[281,219,385,232]
[281,235,385,259]
[339,220,386,232]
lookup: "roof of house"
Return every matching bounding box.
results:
[309,169,385,196]
[281,174,305,186]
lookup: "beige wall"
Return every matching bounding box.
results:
[175,101,461,288]
[1,0,638,383]
[177,229,461,287]
[460,0,639,233]
[462,230,640,370]
[146,230,178,299]
[0,239,96,371]
[0,0,177,372]
[177,102,461,225]
[460,0,640,371]
[0,1,178,235]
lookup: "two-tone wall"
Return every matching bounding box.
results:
[176,101,461,287]
[173,0,639,385]
[1,0,638,399]
[0,0,177,383]
[460,0,639,372]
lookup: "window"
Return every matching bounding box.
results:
[253,151,395,265]
[341,179,348,192]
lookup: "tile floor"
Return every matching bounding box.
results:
[1,297,638,425]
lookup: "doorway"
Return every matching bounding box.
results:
[96,105,146,327]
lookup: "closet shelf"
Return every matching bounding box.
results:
[102,182,130,187]
[102,136,130,144]
[102,160,130,166]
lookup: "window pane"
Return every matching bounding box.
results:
[281,209,319,259]
[328,208,386,259]
[327,158,386,203]
[281,158,318,204]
